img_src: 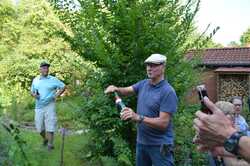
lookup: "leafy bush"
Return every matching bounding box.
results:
[0,0,97,114]
[50,0,209,165]
[174,103,208,165]
[54,0,202,95]
[0,119,32,166]
[0,125,12,165]
[48,0,214,165]
[0,0,213,165]
[75,70,135,165]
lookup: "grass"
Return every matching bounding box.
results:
[20,129,87,166]
[1,96,95,166]
[1,95,121,166]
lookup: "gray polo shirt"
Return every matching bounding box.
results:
[132,79,178,145]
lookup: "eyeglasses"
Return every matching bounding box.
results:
[146,63,164,67]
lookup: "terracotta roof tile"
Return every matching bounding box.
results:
[186,47,250,66]
[214,67,250,73]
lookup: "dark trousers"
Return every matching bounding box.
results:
[136,143,174,166]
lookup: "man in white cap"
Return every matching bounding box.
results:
[105,54,178,166]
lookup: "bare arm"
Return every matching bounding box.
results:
[208,146,235,157]
[238,136,250,162]
[55,86,66,98]
[120,108,171,131]
[142,112,171,131]
[104,85,135,96]
[211,136,250,162]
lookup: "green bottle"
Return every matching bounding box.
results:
[114,92,126,111]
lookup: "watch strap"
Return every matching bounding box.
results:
[138,115,144,123]
[224,131,245,156]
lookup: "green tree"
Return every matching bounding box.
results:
[228,41,240,47]
[0,0,97,110]
[187,25,222,48]
[240,27,250,46]
[53,0,204,97]
[51,0,209,165]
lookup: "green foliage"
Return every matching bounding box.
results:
[0,120,31,166]
[227,41,240,47]
[50,0,212,165]
[21,129,86,166]
[0,123,87,166]
[0,0,214,165]
[174,103,208,165]
[0,125,11,165]
[240,27,250,46]
[190,25,221,48]
[56,96,87,129]
[227,27,250,47]
[54,0,202,96]
[0,0,97,110]
[76,70,135,166]
[100,156,118,166]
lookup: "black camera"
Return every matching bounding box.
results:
[196,85,212,114]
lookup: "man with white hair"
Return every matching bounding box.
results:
[105,54,178,166]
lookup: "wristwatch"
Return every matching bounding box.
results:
[138,115,144,123]
[223,131,246,156]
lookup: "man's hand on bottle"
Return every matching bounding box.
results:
[120,107,140,122]
[104,85,118,94]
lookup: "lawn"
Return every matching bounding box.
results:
[20,129,87,166]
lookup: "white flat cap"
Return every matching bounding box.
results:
[144,54,167,64]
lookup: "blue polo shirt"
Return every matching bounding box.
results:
[31,75,65,109]
[132,79,178,145]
